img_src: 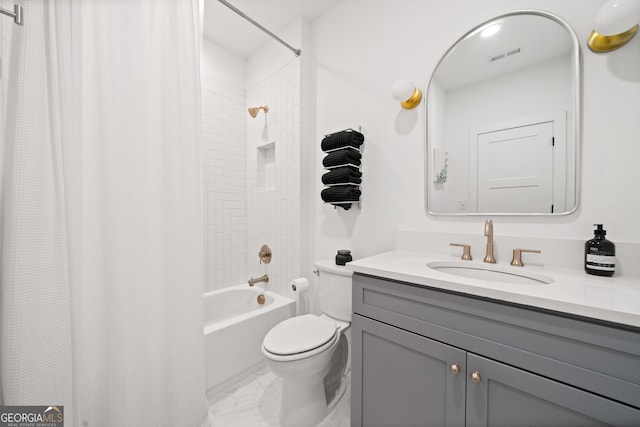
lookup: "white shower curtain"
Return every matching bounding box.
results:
[1,1,208,426]
[1,0,77,420]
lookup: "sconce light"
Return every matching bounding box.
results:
[392,79,423,109]
[587,0,640,53]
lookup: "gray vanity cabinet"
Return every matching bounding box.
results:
[351,273,640,427]
[352,314,466,427]
[466,353,638,426]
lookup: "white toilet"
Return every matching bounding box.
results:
[261,260,352,427]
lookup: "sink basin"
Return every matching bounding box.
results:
[427,261,553,285]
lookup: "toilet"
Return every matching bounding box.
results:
[261,260,352,427]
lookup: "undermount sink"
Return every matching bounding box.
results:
[427,261,554,285]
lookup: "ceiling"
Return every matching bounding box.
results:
[203,0,342,58]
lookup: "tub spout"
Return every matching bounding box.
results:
[248,274,269,286]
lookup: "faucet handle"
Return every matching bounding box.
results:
[510,249,541,267]
[450,243,472,260]
[259,244,272,264]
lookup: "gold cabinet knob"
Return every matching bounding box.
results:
[471,371,481,383]
[450,363,460,375]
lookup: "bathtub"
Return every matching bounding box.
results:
[204,284,296,393]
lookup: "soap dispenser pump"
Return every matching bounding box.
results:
[585,224,615,277]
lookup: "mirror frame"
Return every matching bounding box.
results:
[425,10,582,216]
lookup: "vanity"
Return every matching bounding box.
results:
[347,248,640,426]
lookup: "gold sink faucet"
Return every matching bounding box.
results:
[484,219,496,263]
[248,274,269,286]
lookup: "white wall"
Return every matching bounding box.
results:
[311,0,640,265]
[200,39,247,291]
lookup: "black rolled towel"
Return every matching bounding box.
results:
[336,203,353,210]
[321,166,362,185]
[321,129,364,152]
[322,149,362,167]
[321,185,361,203]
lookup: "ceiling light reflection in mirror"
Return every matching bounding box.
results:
[481,24,501,38]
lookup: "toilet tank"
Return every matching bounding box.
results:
[315,259,353,321]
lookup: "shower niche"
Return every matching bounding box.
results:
[257,141,276,192]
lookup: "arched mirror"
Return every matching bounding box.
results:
[425,10,581,215]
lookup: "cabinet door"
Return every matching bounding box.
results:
[466,353,640,427]
[352,314,466,427]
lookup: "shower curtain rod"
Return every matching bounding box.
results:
[0,4,23,25]
[217,0,301,57]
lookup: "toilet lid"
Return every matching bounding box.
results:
[263,314,337,356]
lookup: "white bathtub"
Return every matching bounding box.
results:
[204,284,295,393]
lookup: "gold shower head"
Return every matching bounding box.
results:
[248,105,269,118]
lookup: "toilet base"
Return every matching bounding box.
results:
[279,334,349,427]
[324,333,348,403]
[280,377,328,427]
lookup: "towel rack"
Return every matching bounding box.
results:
[0,4,23,26]
[321,126,364,210]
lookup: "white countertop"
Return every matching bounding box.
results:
[346,250,640,329]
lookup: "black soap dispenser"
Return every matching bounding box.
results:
[585,224,616,277]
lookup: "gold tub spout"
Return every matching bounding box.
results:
[248,274,269,286]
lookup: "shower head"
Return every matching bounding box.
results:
[248,105,269,118]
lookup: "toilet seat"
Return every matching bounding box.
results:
[263,314,338,362]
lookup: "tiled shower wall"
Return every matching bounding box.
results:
[201,39,301,296]
[201,41,247,291]
[246,58,301,298]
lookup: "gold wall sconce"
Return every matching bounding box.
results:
[392,79,423,109]
[248,105,269,118]
[587,0,640,52]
